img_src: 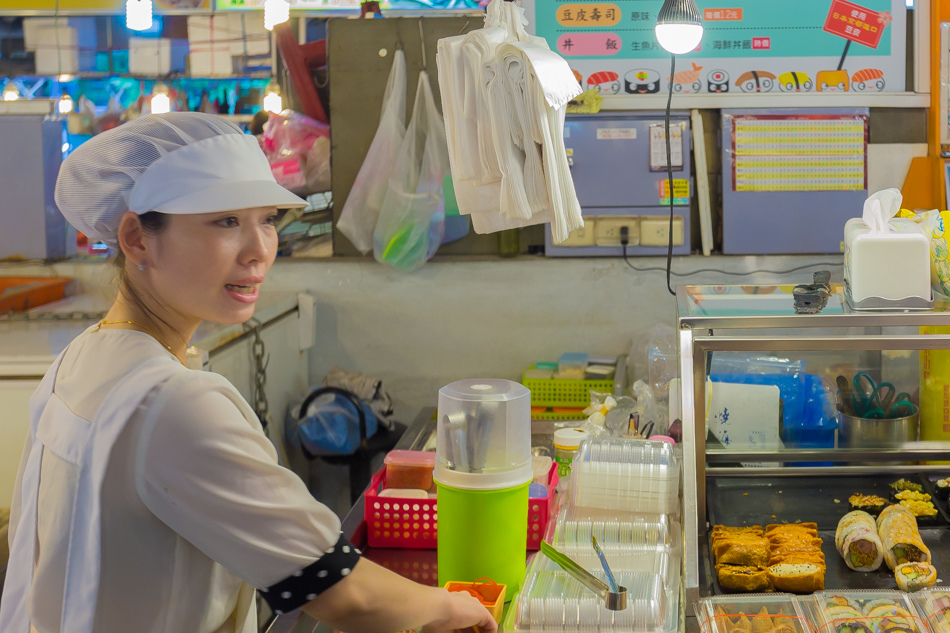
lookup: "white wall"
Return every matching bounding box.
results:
[3,255,843,422]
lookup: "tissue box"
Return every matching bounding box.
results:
[844,217,932,309]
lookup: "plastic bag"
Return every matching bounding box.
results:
[260,110,331,196]
[373,70,450,271]
[337,49,407,255]
[899,208,950,297]
[582,391,636,437]
[288,389,379,456]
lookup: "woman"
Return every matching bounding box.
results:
[1,113,497,633]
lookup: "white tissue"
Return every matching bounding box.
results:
[862,188,903,234]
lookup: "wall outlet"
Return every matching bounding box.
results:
[640,214,684,247]
[559,219,597,247]
[594,216,639,247]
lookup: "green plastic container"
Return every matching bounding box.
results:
[434,379,534,600]
[436,481,529,597]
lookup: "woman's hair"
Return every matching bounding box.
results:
[112,211,178,337]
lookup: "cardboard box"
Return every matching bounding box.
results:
[32,25,79,75]
[129,37,171,76]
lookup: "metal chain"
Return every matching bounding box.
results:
[0,310,106,322]
[245,318,271,430]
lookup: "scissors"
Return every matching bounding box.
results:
[851,372,913,419]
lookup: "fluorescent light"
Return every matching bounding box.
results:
[655,0,704,55]
[264,0,290,31]
[126,0,153,31]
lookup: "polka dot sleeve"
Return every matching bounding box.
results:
[259,533,362,616]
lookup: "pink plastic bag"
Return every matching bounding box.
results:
[260,110,331,196]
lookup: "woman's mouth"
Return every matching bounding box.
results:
[225,284,259,303]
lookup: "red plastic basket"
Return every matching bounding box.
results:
[364,463,558,550]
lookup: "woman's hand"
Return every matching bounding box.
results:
[422,588,498,633]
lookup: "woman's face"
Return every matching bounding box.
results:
[147,206,280,325]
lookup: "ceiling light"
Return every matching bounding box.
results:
[57,94,74,114]
[655,0,703,55]
[151,82,170,114]
[126,0,153,31]
[263,79,282,114]
[264,0,290,31]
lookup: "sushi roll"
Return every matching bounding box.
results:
[850,493,888,515]
[624,69,661,94]
[895,562,938,591]
[935,477,950,499]
[835,511,884,572]
[877,504,932,570]
[890,479,924,496]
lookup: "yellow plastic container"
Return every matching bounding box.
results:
[920,325,950,464]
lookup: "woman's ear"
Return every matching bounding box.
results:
[116,211,148,264]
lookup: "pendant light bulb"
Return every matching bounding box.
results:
[264,0,290,31]
[126,0,153,31]
[263,79,282,114]
[58,94,74,114]
[151,82,170,115]
[655,0,703,55]
[2,82,18,102]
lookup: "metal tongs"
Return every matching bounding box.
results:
[539,538,627,611]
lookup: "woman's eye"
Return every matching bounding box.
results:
[217,217,239,227]
[266,215,279,226]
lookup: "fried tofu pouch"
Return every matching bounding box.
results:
[714,537,771,567]
[767,562,825,593]
[716,564,772,592]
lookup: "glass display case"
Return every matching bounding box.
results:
[677,284,950,603]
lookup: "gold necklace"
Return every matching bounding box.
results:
[98,320,185,365]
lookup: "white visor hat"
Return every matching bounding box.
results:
[55,112,307,247]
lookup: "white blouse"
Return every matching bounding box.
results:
[10,327,343,633]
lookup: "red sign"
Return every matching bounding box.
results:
[823,0,889,49]
[752,37,771,50]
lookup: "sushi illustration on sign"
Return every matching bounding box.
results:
[625,69,661,94]
[587,71,621,94]
[669,62,703,94]
[818,0,892,92]
[735,70,775,93]
[707,69,730,93]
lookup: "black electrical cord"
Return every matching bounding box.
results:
[664,53,676,296]
[621,245,842,277]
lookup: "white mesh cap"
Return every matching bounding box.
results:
[55,112,307,246]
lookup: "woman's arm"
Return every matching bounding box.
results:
[301,558,498,633]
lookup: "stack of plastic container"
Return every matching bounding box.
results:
[695,590,930,633]
[507,437,682,633]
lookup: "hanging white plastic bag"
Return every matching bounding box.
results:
[373,70,450,272]
[337,49,407,254]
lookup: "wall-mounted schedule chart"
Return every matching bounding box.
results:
[732,116,868,192]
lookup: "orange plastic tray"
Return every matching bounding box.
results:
[0,277,71,313]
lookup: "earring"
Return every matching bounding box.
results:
[138,260,147,271]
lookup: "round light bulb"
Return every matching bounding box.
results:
[263,91,282,114]
[2,84,18,101]
[264,0,290,31]
[151,83,171,114]
[59,74,74,82]
[58,94,74,114]
[654,23,703,55]
[126,0,153,31]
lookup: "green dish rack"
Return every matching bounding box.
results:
[521,368,614,408]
